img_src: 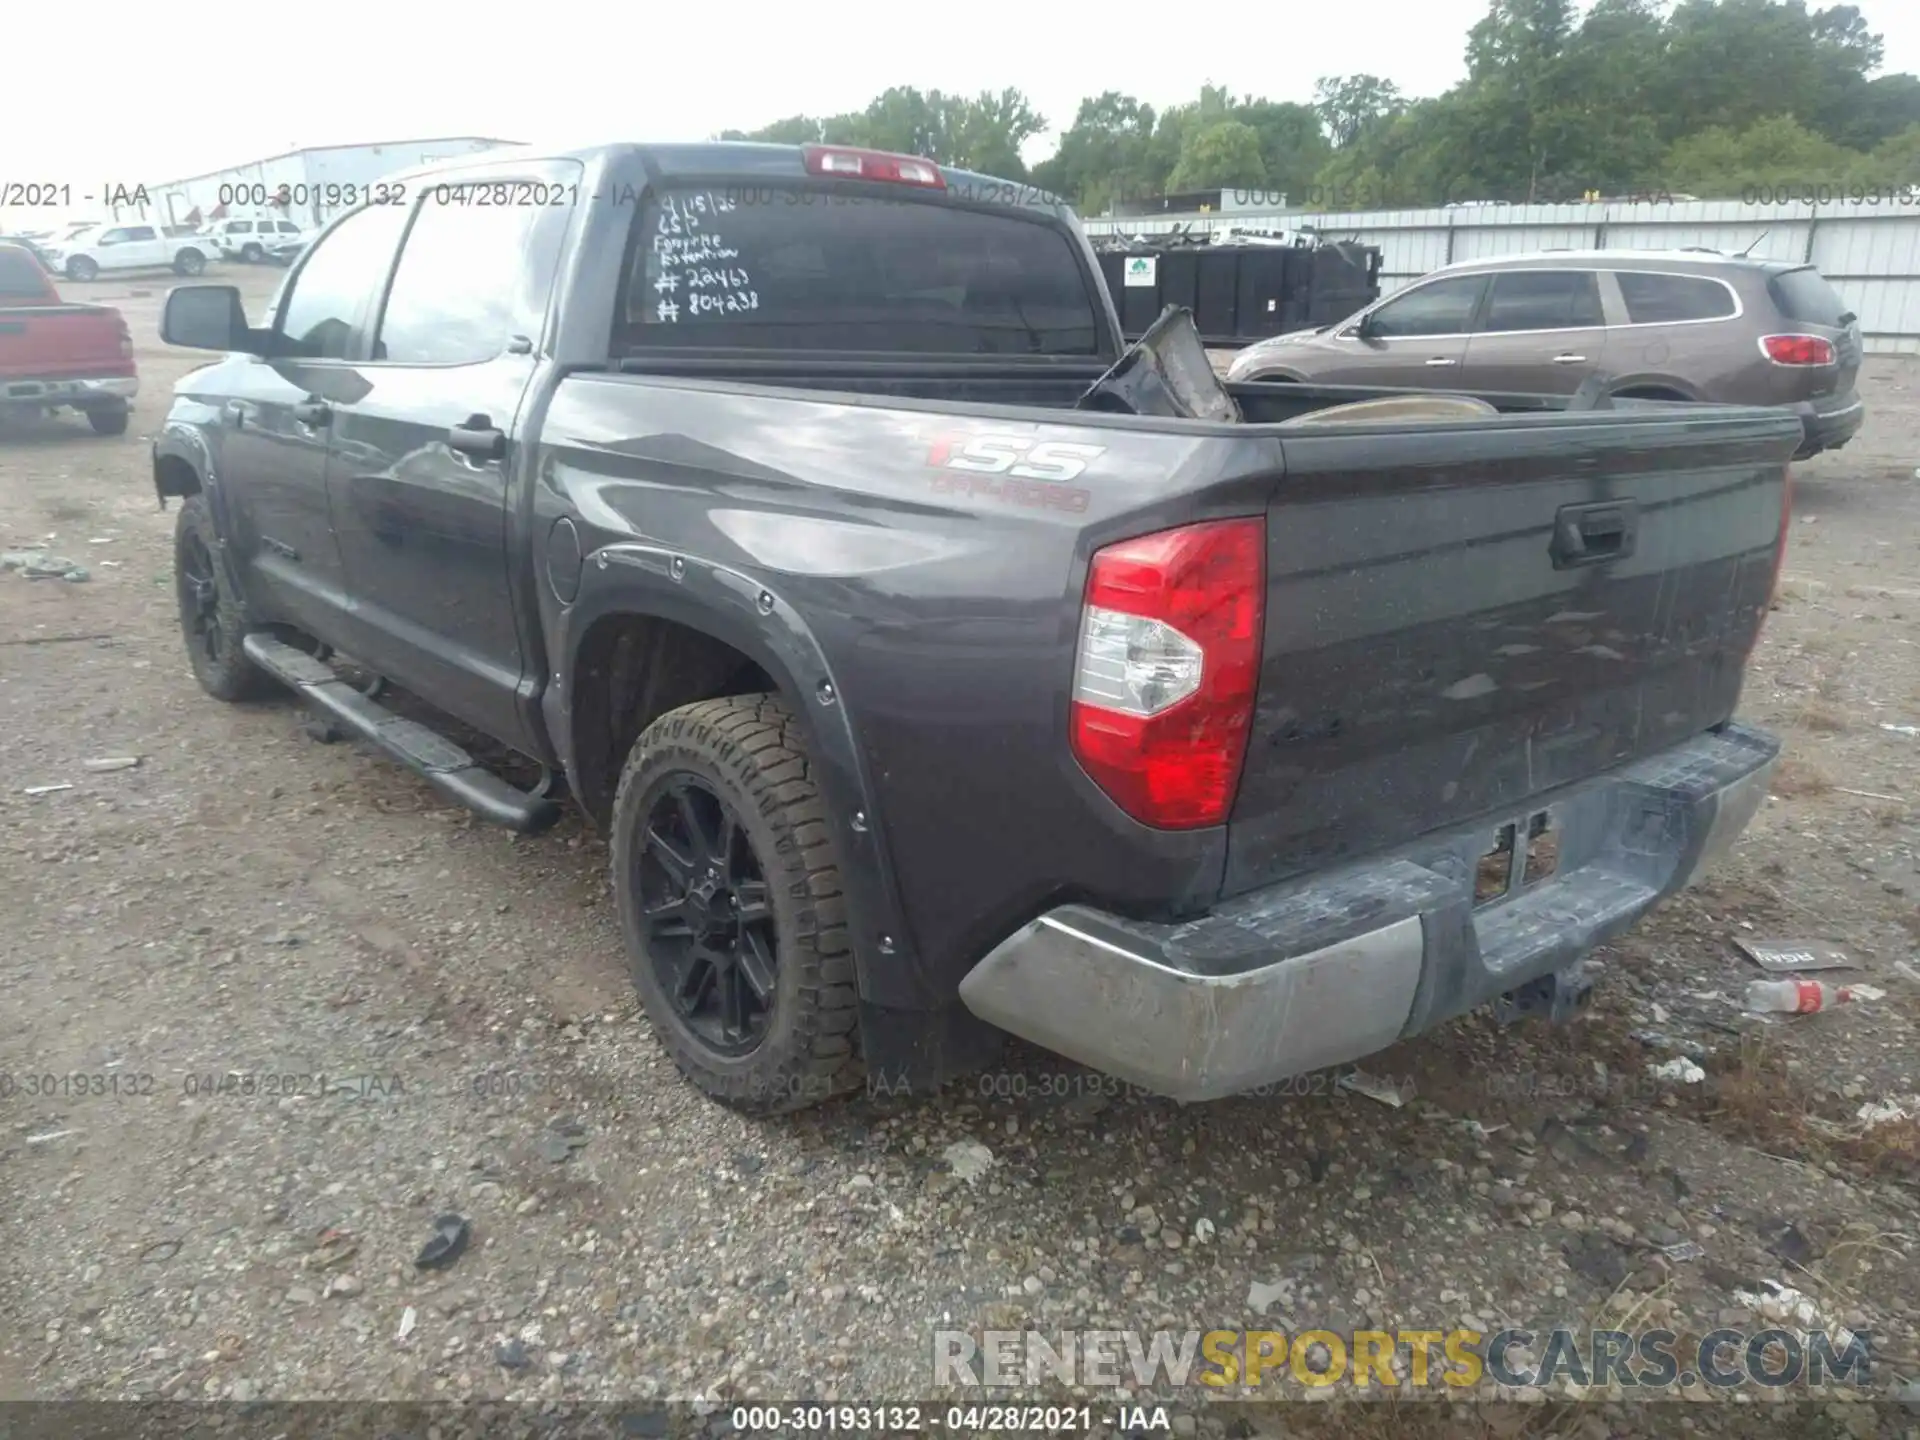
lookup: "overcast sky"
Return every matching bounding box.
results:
[5,0,1920,226]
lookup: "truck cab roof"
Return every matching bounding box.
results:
[378,140,1074,218]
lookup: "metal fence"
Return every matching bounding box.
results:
[1082,200,1920,355]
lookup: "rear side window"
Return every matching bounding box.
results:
[0,247,47,297]
[1480,270,1604,331]
[1769,267,1851,325]
[1614,271,1737,324]
[617,186,1100,355]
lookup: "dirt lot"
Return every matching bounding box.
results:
[4,266,1920,1429]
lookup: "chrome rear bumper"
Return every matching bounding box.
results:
[960,723,1778,1101]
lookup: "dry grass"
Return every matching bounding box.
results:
[1704,1032,1816,1151]
[1698,1033,1920,1185]
[1834,1116,1920,1181]
[1770,759,1834,799]
[1793,701,1850,733]
[43,498,91,524]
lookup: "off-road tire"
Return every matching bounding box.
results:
[85,404,129,436]
[174,494,276,703]
[612,694,863,1113]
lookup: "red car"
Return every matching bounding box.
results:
[0,240,137,435]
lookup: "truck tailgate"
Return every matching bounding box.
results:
[1226,408,1799,895]
[0,304,128,379]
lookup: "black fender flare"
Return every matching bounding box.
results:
[152,418,212,507]
[546,542,931,1012]
[153,416,253,607]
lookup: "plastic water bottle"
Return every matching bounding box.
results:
[1745,978,1855,1014]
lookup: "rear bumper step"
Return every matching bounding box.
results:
[242,633,561,835]
[959,722,1778,1101]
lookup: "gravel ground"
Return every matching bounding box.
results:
[3,268,1919,1430]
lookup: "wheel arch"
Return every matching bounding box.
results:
[1604,376,1702,402]
[153,422,212,505]
[550,544,927,1015]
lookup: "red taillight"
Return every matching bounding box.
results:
[1070,518,1265,830]
[801,145,945,189]
[1759,334,1835,366]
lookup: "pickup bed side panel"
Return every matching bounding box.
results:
[1229,411,1799,895]
[0,304,133,387]
[530,374,1284,1013]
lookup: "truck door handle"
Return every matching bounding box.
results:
[1425,357,1457,367]
[1551,500,1637,569]
[292,399,331,427]
[1552,353,1587,364]
[447,414,505,461]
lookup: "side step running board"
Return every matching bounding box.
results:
[242,633,562,835]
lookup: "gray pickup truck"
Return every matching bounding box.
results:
[152,141,1795,1112]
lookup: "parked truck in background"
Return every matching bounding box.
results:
[152,141,1794,1113]
[0,241,137,435]
[35,222,213,282]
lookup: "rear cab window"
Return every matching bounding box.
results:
[1614,270,1738,324]
[614,184,1102,356]
[0,246,50,298]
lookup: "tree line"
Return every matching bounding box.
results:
[717,0,1920,211]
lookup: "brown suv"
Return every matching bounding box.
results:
[1225,249,1864,458]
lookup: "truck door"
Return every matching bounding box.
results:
[321,167,578,751]
[211,199,412,643]
[90,226,148,272]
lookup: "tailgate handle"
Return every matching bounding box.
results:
[1551,500,1636,568]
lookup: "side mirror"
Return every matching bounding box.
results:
[162,284,254,352]
[1352,312,1378,340]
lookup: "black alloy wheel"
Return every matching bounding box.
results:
[611,693,862,1112]
[178,527,227,672]
[637,775,779,1055]
[173,494,275,702]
